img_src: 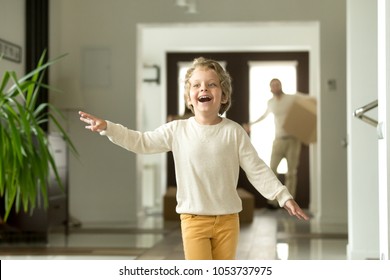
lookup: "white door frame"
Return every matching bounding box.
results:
[377,0,390,260]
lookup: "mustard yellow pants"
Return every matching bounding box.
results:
[180,213,240,260]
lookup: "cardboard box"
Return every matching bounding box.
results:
[237,188,254,223]
[283,96,317,145]
[163,186,180,221]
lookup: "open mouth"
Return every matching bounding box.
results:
[198,95,212,103]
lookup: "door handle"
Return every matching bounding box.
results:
[353,100,378,127]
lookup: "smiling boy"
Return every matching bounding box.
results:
[79,57,309,260]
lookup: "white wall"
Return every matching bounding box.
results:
[48,0,348,227]
[347,0,379,259]
[0,0,24,77]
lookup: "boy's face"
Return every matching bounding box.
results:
[187,67,227,118]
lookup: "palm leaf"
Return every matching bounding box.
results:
[0,51,76,221]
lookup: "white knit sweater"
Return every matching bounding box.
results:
[101,117,292,215]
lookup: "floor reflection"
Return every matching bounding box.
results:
[0,209,347,260]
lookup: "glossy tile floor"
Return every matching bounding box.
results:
[0,208,348,260]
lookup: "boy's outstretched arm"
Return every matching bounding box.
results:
[283,199,310,220]
[79,111,107,132]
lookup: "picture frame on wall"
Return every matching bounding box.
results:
[0,38,22,63]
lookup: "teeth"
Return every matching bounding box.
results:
[198,96,212,102]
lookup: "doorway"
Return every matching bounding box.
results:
[249,61,298,173]
[166,51,310,208]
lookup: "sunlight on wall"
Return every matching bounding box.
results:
[178,62,192,115]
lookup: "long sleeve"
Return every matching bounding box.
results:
[100,121,173,154]
[99,117,292,214]
[237,127,293,207]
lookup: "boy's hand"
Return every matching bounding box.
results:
[284,199,310,220]
[79,111,107,132]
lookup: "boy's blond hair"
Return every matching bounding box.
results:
[184,57,232,115]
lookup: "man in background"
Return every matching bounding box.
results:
[243,78,308,209]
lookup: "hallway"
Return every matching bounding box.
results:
[0,208,347,260]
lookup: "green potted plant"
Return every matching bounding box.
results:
[0,51,77,230]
